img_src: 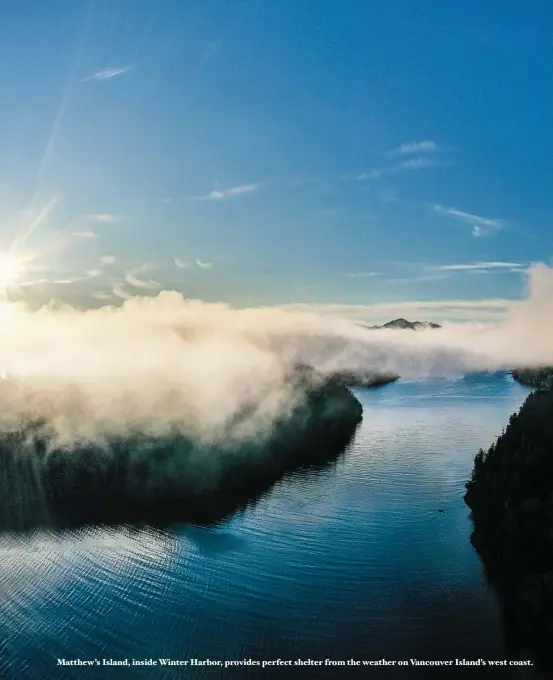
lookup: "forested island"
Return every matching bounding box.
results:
[327,370,399,388]
[0,367,363,531]
[465,373,553,668]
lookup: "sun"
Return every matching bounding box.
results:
[0,252,23,289]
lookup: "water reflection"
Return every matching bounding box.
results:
[0,427,358,532]
[0,376,544,679]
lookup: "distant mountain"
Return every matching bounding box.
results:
[302,318,440,390]
[357,318,441,331]
[382,318,441,330]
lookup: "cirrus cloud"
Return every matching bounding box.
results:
[195,184,261,201]
[390,140,439,156]
[82,67,131,82]
[432,204,504,237]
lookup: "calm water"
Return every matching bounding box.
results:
[0,374,542,678]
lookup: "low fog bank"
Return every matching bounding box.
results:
[0,263,552,450]
[0,261,550,528]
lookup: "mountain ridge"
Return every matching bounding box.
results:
[357,317,442,331]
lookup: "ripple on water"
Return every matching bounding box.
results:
[0,376,539,679]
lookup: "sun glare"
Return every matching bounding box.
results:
[0,252,23,289]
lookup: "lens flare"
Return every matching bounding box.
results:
[0,252,23,291]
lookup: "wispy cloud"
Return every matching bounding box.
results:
[280,298,514,325]
[427,261,524,272]
[390,140,438,156]
[18,278,52,288]
[384,273,452,284]
[345,271,380,278]
[91,291,113,301]
[125,274,160,290]
[395,157,443,171]
[82,67,131,82]
[353,152,444,182]
[355,169,382,181]
[87,213,125,224]
[21,269,104,288]
[112,284,133,300]
[196,259,213,269]
[197,184,260,201]
[100,255,116,265]
[51,276,89,285]
[432,204,503,237]
[71,230,97,239]
[173,257,188,269]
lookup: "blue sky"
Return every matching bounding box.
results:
[0,0,551,321]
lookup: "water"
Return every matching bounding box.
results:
[0,374,542,678]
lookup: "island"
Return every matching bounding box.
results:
[326,369,399,388]
[357,318,442,331]
[465,378,553,669]
[378,318,441,330]
[0,366,363,531]
[328,318,440,387]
